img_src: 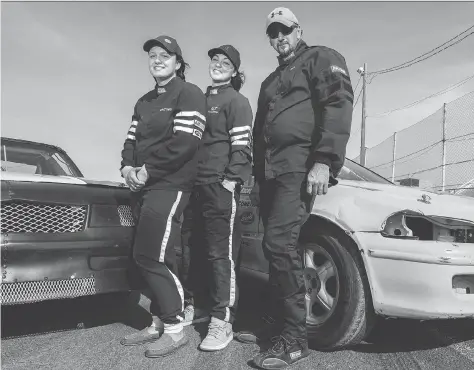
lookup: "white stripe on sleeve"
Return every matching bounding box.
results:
[173,126,194,134]
[229,125,251,134]
[176,111,206,122]
[232,140,249,146]
[174,119,194,126]
[231,133,249,142]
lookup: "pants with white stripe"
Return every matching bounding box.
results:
[191,182,241,324]
[181,194,210,308]
[131,189,190,325]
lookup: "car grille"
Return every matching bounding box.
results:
[117,205,134,226]
[1,202,87,233]
[0,277,96,305]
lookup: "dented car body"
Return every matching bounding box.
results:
[238,158,474,329]
[1,138,136,305]
[311,178,474,319]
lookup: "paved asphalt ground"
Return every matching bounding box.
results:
[2,290,474,370]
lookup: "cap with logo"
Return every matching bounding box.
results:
[208,45,241,71]
[266,7,299,31]
[143,35,183,58]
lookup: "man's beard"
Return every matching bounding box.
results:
[278,42,295,59]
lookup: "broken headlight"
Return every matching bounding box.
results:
[381,211,474,243]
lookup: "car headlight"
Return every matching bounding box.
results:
[381,210,474,243]
[89,204,135,227]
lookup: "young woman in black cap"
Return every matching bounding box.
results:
[119,35,207,358]
[180,44,253,351]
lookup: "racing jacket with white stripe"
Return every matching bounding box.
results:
[120,77,207,191]
[195,83,253,186]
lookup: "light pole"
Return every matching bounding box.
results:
[357,63,367,166]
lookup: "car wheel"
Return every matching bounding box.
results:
[302,235,375,350]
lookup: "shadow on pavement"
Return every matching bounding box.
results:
[3,288,472,359]
[351,317,474,354]
[1,292,132,339]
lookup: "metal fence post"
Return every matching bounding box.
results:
[365,146,369,167]
[391,132,397,183]
[441,103,447,192]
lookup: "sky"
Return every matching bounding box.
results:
[2,1,474,183]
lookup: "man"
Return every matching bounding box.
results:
[235,7,353,369]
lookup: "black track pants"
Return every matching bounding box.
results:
[180,193,209,308]
[131,189,190,325]
[187,182,241,323]
[259,172,311,341]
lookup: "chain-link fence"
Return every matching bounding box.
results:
[353,91,474,193]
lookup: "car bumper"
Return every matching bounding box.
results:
[354,232,474,319]
[1,228,137,305]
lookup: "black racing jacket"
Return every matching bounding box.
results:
[120,77,207,191]
[195,83,253,186]
[253,40,353,182]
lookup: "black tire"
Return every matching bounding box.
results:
[302,235,376,350]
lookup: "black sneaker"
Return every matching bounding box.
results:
[252,335,310,369]
[234,314,281,344]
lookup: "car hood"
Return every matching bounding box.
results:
[1,172,126,188]
[312,179,474,231]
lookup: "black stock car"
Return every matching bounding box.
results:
[1,137,136,305]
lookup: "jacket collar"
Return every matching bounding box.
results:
[155,76,180,95]
[206,82,232,96]
[277,39,308,67]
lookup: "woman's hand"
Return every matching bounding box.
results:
[122,166,146,192]
[136,165,149,183]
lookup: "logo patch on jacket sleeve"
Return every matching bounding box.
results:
[192,129,203,139]
[330,65,348,76]
[194,120,205,131]
[289,350,302,359]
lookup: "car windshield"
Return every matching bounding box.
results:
[1,140,82,177]
[339,159,392,184]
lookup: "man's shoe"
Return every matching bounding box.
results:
[234,314,281,344]
[145,331,188,358]
[252,335,310,369]
[199,316,233,351]
[182,304,211,327]
[120,325,163,346]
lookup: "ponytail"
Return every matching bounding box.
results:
[230,70,245,92]
[176,55,189,81]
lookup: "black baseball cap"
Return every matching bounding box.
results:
[208,45,241,70]
[143,35,182,58]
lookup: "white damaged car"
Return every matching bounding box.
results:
[238,159,474,350]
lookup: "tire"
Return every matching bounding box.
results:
[301,235,376,350]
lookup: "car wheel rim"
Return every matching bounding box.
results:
[303,245,339,326]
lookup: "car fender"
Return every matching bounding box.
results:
[304,212,380,312]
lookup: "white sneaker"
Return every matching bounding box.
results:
[182,305,211,327]
[199,317,233,351]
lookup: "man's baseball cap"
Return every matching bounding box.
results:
[143,35,182,58]
[208,45,241,70]
[266,7,299,31]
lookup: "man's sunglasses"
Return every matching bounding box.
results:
[266,24,297,39]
